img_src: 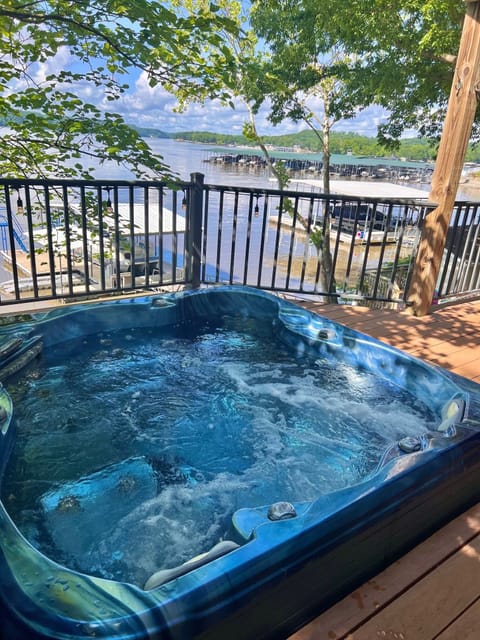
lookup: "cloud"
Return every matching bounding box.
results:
[32,46,72,85]
[5,45,73,95]
[8,46,108,106]
[105,71,391,138]
[109,72,255,133]
[335,106,390,136]
[15,56,393,138]
[5,30,396,139]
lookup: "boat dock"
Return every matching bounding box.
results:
[204,151,435,182]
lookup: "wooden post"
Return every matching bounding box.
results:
[407,1,480,315]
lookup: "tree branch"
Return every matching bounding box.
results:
[0,7,158,78]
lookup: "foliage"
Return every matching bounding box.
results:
[174,130,250,145]
[252,0,470,146]
[332,0,468,145]
[0,0,239,179]
[174,129,441,162]
[250,1,367,196]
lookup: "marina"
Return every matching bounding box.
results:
[203,149,436,183]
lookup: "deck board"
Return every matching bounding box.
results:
[289,505,480,640]
[343,534,480,640]
[436,600,480,640]
[288,297,480,640]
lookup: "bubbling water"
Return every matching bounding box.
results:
[2,318,436,586]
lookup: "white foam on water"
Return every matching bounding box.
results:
[224,360,434,444]
[85,472,250,584]
[4,324,439,586]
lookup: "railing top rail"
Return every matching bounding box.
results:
[4,176,479,209]
[0,178,438,206]
[2,176,479,215]
[0,178,185,189]
[202,181,434,206]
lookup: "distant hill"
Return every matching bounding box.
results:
[173,131,249,146]
[1,120,173,140]
[131,126,171,139]
[171,130,438,162]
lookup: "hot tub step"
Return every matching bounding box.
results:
[0,337,24,360]
[0,336,43,382]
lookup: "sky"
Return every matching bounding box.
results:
[110,70,392,137]
[16,37,405,141]
[24,45,394,139]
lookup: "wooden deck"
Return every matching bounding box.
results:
[287,297,480,640]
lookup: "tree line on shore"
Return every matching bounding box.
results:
[133,127,480,165]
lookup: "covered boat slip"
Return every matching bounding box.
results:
[291,178,430,200]
[287,297,480,640]
[0,203,186,296]
[268,178,429,248]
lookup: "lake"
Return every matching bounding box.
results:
[96,138,480,201]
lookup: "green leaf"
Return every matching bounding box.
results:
[0,0,240,179]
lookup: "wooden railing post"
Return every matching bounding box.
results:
[407,1,480,315]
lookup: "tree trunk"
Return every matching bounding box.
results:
[318,95,336,302]
[322,94,331,195]
[246,105,287,189]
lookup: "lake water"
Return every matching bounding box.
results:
[96,137,480,201]
[95,137,295,189]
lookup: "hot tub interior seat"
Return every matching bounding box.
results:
[40,457,158,560]
[39,455,244,585]
[144,540,240,590]
[0,286,479,640]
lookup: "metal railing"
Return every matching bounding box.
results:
[0,174,478,309]
[434,201,480,305]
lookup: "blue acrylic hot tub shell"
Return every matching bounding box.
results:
[0,286,479,640]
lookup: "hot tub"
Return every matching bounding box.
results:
[0,286,479,639]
